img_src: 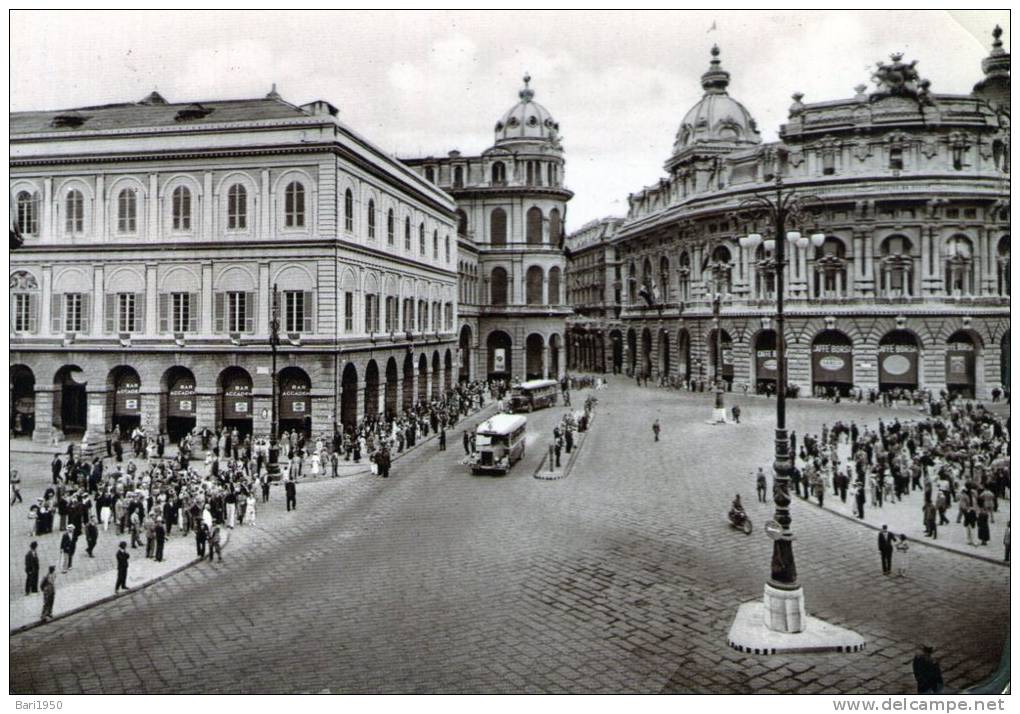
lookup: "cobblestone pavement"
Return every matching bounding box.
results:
[9,382,1009,694]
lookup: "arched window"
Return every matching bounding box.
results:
[419,223,426,255]
[386,209,394,245]
[284,181,305,228]
[404,217,411,250]
[526,207,543,245]
[627,261,637,303]
[526,266,544,305]
[491,161,506,185]
[549,208,562,246]
[813,237,848,298]
[490,208,507,246]
[548,266,561,304]
[171,186,192,231]
[677,252,691,302]
[344,189,354,232]
[117,188,137,233]
[16,191,38,236]
[433,229,439,258]
[879,235,913,297]
[490,267,508,305]
[456,209,468,236]
[65,189,84,235]
[708,245,733,295]
[227,184,247,230]
[445,235,451,262]
[453,166,464,188]
[367,199,376,239]
[944,235,974,296]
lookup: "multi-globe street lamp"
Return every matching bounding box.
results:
[737,177,824,630]
[268,283,281,476]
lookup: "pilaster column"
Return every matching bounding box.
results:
[203,171,214,241]
[95,174,106,242]
[145,264,158,336]
[33,387,56,444]
[201,262,213,335]
[92,265,104,337]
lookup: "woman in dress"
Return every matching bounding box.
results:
[310,450,322,478]
[99,490,113,531]
[895,534,910,577]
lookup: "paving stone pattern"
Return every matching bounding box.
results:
[9,383,1009,694]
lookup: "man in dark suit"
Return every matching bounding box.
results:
[25,541,39,595]
[60,525,77,573]
[438,428,446,451]
[285,476,297,511]
[51,454,63,484]
[85,518,99,557]
[878,524,894,575]
[463,430,470,455]
[154,519,166,562]
[115,541,130,593]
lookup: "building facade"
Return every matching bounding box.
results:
[404,75,573,384]
[566,30,1010,400]
[10,89,459,445]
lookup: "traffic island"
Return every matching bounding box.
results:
[727,588,866,656]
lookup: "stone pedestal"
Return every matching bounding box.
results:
[763,583,806,633]
[727,588,866,655]
[710,407,728,424]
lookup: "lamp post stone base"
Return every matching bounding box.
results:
[763,582,805,633]
[727,595,866,655]
[709,407,728,424]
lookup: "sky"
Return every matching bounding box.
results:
[10,10,1010,231]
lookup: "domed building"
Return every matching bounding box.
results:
[405,75,573,383]
[567,31,1010,401]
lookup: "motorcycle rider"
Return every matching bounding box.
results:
[729,494,746,524]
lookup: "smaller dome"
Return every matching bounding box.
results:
[494,74,561,145]
[672,46,761,155]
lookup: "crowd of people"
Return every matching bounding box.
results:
[778,393,1010,564]
[17,378,506,622]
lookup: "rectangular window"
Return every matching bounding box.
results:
[344,291,354,333]
[822,152,835,175]
[227,292,247,333]
[65,293,84,333]
[13,294,33,333]
[889,148,903,171]
[117,293,136,333]
[283,290,313,333]
[172,293,190,333]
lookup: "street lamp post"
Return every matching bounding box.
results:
[268,283,281,477]
[712,285,725,422]
[738,177,826,631]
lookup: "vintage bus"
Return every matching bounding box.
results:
[509,379,559,413]
[470,414,527,474]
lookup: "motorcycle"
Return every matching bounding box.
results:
[727,509,753,535]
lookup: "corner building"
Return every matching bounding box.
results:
[566,32,1010,400]
[10,90,459,446]
[404,75,572,384]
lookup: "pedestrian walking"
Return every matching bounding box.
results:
[155,518,166,562]
[463,430,470,455]
[912,645,944,694]
[196,522,207,558]
[115,541,130,593]
[25,541,39,595]
[652,419,661,442]
[40,566,57,621]
[10,468,23,505]
[85,518,98,557]
[285,475,297,512]
[894,534,910,577]
[731,405,741,424]
[878,524,894,575]
[207,523,223,563]
[60,525,76,573]
[755,468,768,503]
[438,428,446,451]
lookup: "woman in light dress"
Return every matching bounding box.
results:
[895,534,910,576]
[310,449,322,477]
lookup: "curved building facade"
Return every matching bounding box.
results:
[566,32,1010,400]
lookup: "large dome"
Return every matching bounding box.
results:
[672,46,761,155]
[494,74,561,146]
